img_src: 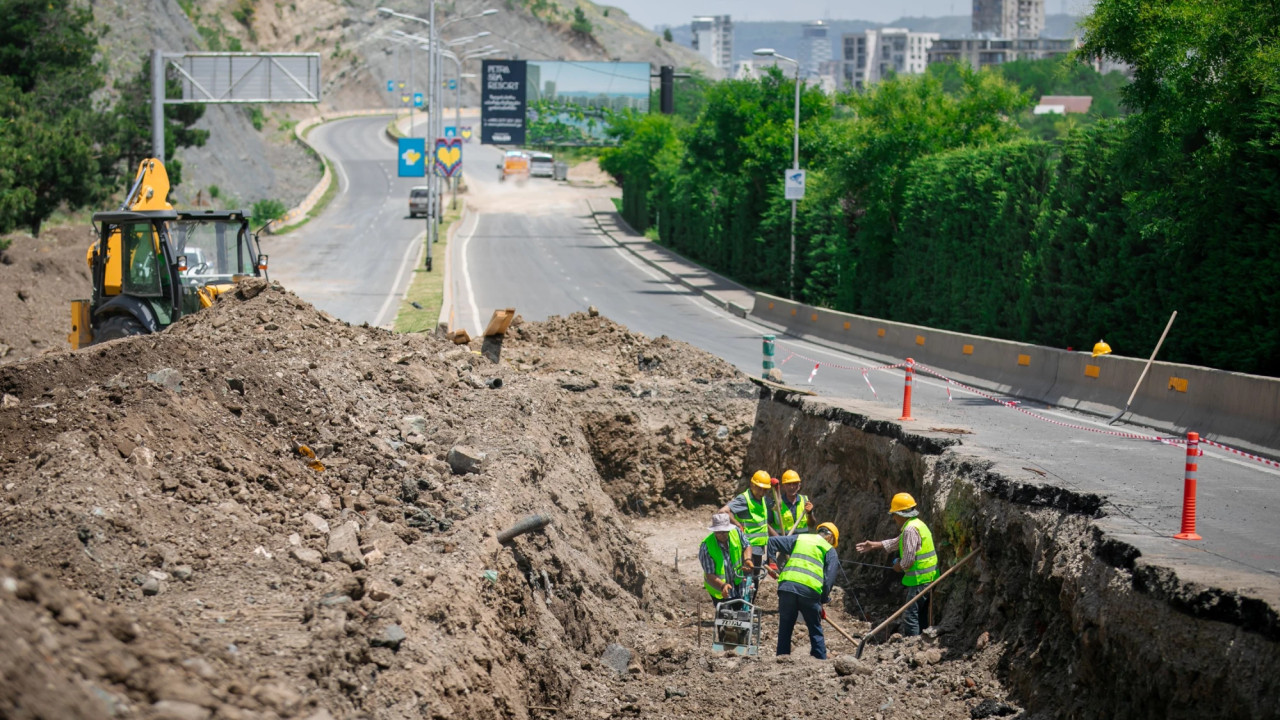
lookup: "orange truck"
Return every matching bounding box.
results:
[497,150,530,182]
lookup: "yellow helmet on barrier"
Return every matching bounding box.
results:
[1092,340,1112,358]
[781,469,801,484]
[817,522,839,547]
[751,470,772,489]
[889,493,917,514]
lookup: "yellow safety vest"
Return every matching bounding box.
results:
[702,531,745,600]
[771,493,810,534]
[735,491,769,547]
[778,533,833,593]
[900,518,938,587]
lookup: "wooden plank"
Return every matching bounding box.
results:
[483,307,516,337]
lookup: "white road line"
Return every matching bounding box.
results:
[373,228,426,328]
[455,212,483,334]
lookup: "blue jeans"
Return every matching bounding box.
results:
[902,585,930,636]
[776,590,826,659]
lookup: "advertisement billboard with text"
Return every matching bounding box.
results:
[481,60,526,145]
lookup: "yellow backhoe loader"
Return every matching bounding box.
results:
[68,158,270,348]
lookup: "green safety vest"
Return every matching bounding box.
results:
[771,493,810,534]
[900,518,939,587]
[778,533,833,594]
[702,531,744,600]
[735,491,770,547]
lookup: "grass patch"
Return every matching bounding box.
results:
[394,204,463,333]
[610,197,622,212]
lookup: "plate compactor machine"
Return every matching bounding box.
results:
[711,573,762,656]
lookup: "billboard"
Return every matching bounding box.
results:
[481,60,651,146]
[481,60,527,145]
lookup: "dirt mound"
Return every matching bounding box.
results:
[0,284,759,718]
[0,226,94,365]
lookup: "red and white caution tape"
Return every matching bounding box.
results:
[914,363,1183,446]
[1199,438,1280,469]
[861,370,878,399]
[807,363,820,384]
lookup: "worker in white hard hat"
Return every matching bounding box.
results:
[770,469,814,536]
[698,512,752,608]
[766,522,841,659]
[718,470,777,573]
[855,492,939,636]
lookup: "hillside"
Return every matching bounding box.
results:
[86,0,708,210]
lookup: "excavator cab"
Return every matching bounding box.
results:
[68,159,270,348]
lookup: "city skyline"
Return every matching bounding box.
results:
[604,0,1095,29]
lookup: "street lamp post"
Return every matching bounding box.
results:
[754,48,801,300]
[378,5,498,273]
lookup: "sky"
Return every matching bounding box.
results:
[608,0,1096,29]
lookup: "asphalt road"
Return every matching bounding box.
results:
[284,117,1279,600]
[264,115,427,327]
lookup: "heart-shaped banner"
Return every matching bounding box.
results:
[434,138,463,178]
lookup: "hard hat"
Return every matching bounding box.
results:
[889,492,917,514]
[1092,340,1112,358]
[816,522,839,547]
[781,469,801,484]
[751,470,772,489]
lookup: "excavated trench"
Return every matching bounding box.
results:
[736,388,1280,719]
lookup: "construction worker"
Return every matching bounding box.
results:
[698,512,752,606]
[718,470,776,571]
[770,469,814,536]
[766,522,840,660]
[855,492,939,636]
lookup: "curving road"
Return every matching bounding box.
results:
[287,116,1280,604]
[264,115,427,327]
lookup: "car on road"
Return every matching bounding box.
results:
[409,186,429,218]
[530,152,554,178]
[498,151,530,182]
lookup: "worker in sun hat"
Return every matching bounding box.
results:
[718,470,777,572]
[770,469,814,536]
[766,522,840,659]
[698,512,752,608]
[855,492,939,637]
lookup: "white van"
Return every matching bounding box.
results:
[529,152,555,178]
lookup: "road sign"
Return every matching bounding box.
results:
[444,126,457,138]
[784,169,806,200]
[413,92,424,108]
[434,138,462,178]
[461,126,473,142]
[386,80,394,92]
[398,137,426,177]
[448,78,457,91]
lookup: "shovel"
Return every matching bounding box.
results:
[1106,310,1177,425]
[825,613,860,645]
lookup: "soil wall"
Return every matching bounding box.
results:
[744,389,1280,720]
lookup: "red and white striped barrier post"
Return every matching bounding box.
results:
[1173,431,1203,541]
[899,358,915,421]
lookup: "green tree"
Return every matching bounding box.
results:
[0,0,114,235]
[663,28,673,43]
[570,7,592,35]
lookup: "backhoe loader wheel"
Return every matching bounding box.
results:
[94,315,147,343]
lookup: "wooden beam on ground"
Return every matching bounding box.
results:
[483,307,516,338]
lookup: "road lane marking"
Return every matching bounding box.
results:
[456,211,483,334]
[373,228,426,329]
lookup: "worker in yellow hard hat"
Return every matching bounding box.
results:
[718,470,777,572]
[855,492,939,637]
[770,469,814,536]
[766,522,840,659]
[699,512,753,609]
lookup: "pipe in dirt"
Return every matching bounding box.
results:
[855,547,981,659]
[497,514,553,544]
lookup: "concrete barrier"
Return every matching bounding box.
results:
[751,292,1280,458]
